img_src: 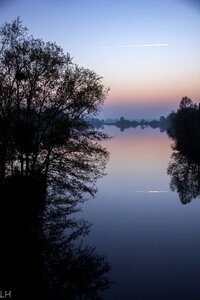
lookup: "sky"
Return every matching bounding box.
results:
[0,0,200,119]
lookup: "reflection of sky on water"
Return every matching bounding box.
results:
[99,126,171,193]
[82,127,200,300]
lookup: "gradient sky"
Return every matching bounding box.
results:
[0,0,200,118]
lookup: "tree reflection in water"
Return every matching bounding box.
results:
[0,189,111,300]
[167,151,200,204]
[42,193,111,300]
[167,97,200,205]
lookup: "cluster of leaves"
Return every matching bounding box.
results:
[0,18,109,203]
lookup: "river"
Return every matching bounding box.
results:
[82,126,200,300]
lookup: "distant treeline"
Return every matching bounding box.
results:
[88,115,171,132]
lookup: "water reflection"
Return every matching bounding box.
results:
[0,190,111,300]
[45,193,111,299]
[84,127,200,300]
[168,152,200,204]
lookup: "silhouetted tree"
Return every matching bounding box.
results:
[167,97,200,163]
[158,115,170,132]
[179,96,195,109]
[0,18,111,299]
[167,97,200,204]
[116,116,132,131]
[0,18,109,201]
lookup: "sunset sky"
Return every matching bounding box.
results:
[0,0,200,119]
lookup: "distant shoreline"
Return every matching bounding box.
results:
[88,116,171,132]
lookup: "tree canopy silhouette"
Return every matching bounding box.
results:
[167,96,200,163]
[0,18,111,299]
[0,18,109,202]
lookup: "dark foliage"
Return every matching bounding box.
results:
[167,97,200,204]
[167,152,200,204]
[0,18,109,200]
[167,96,200,163]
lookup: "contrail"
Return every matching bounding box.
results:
[92,43,168,49]
[134,190,169,193]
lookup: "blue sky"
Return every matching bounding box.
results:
[0,0,200,119]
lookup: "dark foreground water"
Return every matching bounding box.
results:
[81,126,200,300]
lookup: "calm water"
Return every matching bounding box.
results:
[82,126,200,300]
